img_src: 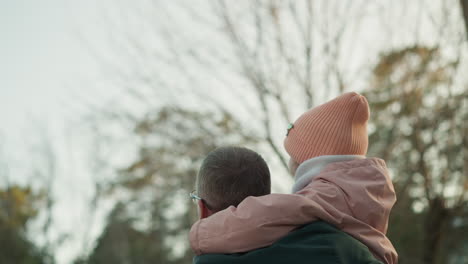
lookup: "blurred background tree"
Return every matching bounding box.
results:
[365,46,468,264]
[0,185,53,264]
[2,0,467,264]
[0,129,64,264]
[73,1,467,264]
[76,107,258,263]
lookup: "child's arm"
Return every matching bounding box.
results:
[190,193,320,255]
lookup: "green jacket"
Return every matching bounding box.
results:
[193,221,383,264]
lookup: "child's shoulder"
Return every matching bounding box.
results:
[323,157,387,172]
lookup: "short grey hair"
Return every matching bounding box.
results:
[196,146,271,212]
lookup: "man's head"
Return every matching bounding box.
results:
[195,146,271,218]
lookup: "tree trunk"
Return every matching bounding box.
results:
[461,0,468,40]
[423,197,448,264]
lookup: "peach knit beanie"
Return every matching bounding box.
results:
[284,92,370,164]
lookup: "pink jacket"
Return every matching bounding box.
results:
[189,158,398,264]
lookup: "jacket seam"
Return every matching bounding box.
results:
[321,163,385,175]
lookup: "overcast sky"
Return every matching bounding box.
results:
[0,0,110,146]
[0,1,109,262]
[0,2,236,262]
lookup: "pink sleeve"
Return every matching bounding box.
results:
[189,193,320,255]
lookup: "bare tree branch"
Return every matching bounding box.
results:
[460,0,468,40]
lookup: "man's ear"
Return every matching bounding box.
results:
[198,200,212,219]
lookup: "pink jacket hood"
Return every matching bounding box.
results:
[189,157,398,264]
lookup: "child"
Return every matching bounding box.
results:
[189,92,398,264]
